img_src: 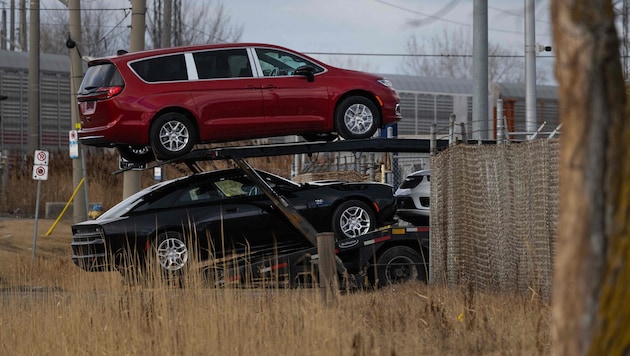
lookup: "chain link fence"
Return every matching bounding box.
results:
[430,139,559,300]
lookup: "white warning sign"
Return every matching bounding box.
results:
[32,165,49,180]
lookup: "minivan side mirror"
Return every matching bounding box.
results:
[294,65,315,82]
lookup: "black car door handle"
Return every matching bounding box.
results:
[225,207,239,212]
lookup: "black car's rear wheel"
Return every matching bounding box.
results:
[150,112,197,160]
[116,145,155,164]
[335,96,380,140]
[332,200,375,239]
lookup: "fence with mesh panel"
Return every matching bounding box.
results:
[430,139,558,300]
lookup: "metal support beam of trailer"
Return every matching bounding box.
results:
[182,137,450,163]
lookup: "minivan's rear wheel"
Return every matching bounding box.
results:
[117,145,154,164]
[150,112,196,160]
[335,96,380,140]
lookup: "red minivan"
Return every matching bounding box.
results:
[77,43,402,163]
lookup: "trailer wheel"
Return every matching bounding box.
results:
[332,200,375,239]
[376,246,426,287]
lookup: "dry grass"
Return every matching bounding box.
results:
[2,147,294,216]
[0,218,551,355]
[0,150,551,354]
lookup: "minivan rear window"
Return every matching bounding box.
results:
[78,63,124,94]
[130,54,187,82]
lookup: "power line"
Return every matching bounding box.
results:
[304,51,555,59]
[373,0,552,37]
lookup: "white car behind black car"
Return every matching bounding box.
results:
[394,169,430,226]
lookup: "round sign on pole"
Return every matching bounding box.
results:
[32,165,49,180]
[34,150,49,165]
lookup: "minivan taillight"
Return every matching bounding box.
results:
[95,86,123,99]
[78,86,123,102]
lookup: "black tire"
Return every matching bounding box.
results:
[375,246,427,287]
[334,96,380,140]
[150,112,196,160]
[302,133,338,142]
[117,145,155,164]
[332,200,375,239]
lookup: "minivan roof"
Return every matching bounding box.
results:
[92,43,318,64]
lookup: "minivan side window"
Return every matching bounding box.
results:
[130,54,187,82]
[193,49,251,79]
[255,48,324,77]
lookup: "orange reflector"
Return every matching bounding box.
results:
[392,228,406,235]
[375,95,384,107]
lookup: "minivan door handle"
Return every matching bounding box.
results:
[263,85,278,89]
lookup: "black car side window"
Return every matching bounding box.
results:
[178,183,224,204]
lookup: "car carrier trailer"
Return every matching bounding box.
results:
[118,137,438,288]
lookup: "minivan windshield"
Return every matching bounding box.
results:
[78,63,124,93]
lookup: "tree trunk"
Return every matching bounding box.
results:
[551,0,630,355]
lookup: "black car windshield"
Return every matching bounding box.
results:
[97,179,174,220]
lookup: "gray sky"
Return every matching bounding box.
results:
[221,0,554,74]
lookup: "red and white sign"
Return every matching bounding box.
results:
[33,150,49,181]
[33,165,49,180]
[34,150,49,165]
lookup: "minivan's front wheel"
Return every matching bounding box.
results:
[117,145,154,164]
[335,96,380,140]
[150,112,196,160]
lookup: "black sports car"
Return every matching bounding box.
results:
[71,168,396,275]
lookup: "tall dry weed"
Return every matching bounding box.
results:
[2,147,292,217]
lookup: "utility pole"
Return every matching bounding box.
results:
[27,0,39,153]
[123,0,146,199]
[68,0,87,222]
[9,0,13,50]
[162,0,171,48]
[18,0,24,51]
[524,0,537,136]
[472,0,488,140]
[1,6,6,50]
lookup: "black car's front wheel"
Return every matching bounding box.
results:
[154,231,189,272]
[335,96,380,140]
[146,231,190,286]
[332,200,375,239]
[150,112,197,160]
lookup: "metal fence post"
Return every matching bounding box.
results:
[430,123,436,155]
[449,113,456,145]
[497,98,504,144]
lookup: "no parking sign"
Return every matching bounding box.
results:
[32,150,49,180]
